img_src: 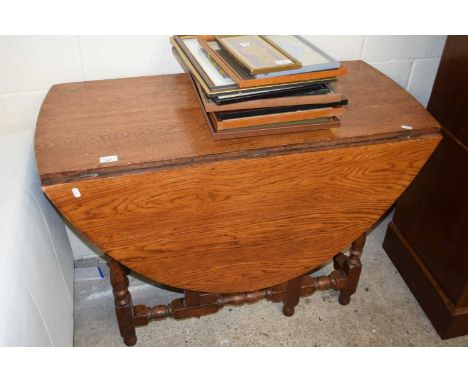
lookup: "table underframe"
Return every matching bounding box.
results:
[109,232,367,346]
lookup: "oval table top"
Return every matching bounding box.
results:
[34,60,442,293]
[35,60,439,185]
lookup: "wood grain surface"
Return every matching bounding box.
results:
[213,107,344,130]
[35,61,441,185]
[43,135,440,292]
[428,35,468,146]
[206,115,341,140]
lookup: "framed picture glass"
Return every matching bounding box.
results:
[172,36,236,91]
[182,38,235,87]
[260,36,340,77]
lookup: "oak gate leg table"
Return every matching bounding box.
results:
[34,61,441,346]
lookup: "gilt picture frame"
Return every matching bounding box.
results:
[215,35,302,75]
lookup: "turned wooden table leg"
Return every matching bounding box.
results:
[338,232,366,306]
[109,259,137,346]
[282,276,302,317]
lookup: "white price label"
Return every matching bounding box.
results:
[99,155,118,163]
[72,188,81,198]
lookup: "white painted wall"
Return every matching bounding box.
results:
[0,127,74,346]
[304,35,446,106]
[0,35,447,261]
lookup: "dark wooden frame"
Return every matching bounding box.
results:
[109,232,366,346]
[206,113,341,140]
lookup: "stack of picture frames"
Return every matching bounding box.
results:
[170,35,348,140]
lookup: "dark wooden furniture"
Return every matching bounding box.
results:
[383,36,468,339]
[35,61,441,346]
